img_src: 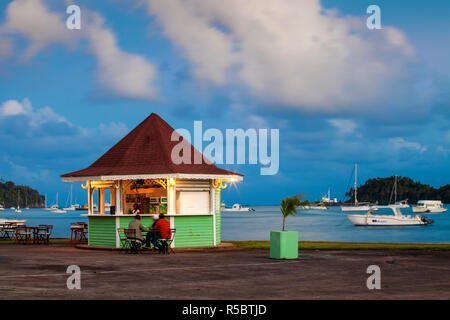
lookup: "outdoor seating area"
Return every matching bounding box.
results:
[70,222,88,245]
[117,227,176,254]
[0,222,53,244]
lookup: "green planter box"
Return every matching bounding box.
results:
[270,231,298,259]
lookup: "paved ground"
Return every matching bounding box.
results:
[0,244,449,299]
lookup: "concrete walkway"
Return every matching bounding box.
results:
[0,244,449,299]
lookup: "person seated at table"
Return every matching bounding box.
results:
[145,214,159,248]
[132,203,141,215]
[150,214,171,251]
[128,215,148,243]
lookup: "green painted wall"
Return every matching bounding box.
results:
[88,216,116,247]
[173,215,214,247]
[88,192,221,249]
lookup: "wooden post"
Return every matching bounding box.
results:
[110,187,116,206]
[87,181,92,215]
[99,188,105,215]
[167,179,176,215]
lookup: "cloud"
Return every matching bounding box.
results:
[0,98,32,117]
[0,0,72,59]
[327,119,358,134]
[85,12,159,100]
[0,98,128,156]
[0,0,159,100]
[144,0,415,112]
[388,137,427,154]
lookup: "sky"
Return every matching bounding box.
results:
[0,0,449,206]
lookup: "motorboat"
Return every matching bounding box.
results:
[0,204,4,212]
[63,204,81,211]
[0,219,26,226]
[412,200,447,213]
[309,205,328,210]
[394,199,410,208]
[222,203,255,212]
[51,209,67,213]
[14,206,22,213]
[341,204,375,212]
[347,206,434,226]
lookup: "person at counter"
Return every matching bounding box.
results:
[132,203,141,215]
[149,214,171,251]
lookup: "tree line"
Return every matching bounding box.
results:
[345,176,449,205]
[0,181,45,208]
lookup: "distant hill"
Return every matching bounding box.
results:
[0,181,45,208]
[345,176,450,205]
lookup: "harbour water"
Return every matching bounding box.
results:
[1,205,449,242]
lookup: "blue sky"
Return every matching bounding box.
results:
[0,0,449,206]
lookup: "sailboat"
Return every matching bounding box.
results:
[51,192,66,213]
[63,185,80,210]
[341,164,376,212]
[389,175,409,208]
[14,190,22,213]
[25,195,30,210]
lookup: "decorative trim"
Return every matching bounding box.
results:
[62,173,243,182]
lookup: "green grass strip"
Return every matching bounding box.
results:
[226,240,450,251]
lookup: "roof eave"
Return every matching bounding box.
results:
[61,173,244,183]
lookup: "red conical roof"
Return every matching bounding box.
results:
[61,113,242,179]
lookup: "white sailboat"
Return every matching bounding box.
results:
[347,206,433,226]
[51,192,66,213]
[389,175,409,208]
[14,191,22,213]
[63,185,81,210]
[341,164,375,212]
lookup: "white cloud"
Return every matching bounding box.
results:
[145,0,415,112]
[388,137,427,154]
[327,119,358,134]
[0,0,159,100]
[0,98,32,117]
[0,0,72,59]
[86,13,158,100]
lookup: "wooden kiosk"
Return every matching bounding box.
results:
[61,113,242,248]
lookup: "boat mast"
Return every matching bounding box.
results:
[354,163,358,205]
[394,175,397,203]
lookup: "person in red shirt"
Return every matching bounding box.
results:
[150,214,171,251]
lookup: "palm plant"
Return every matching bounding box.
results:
[280,195,302,231]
